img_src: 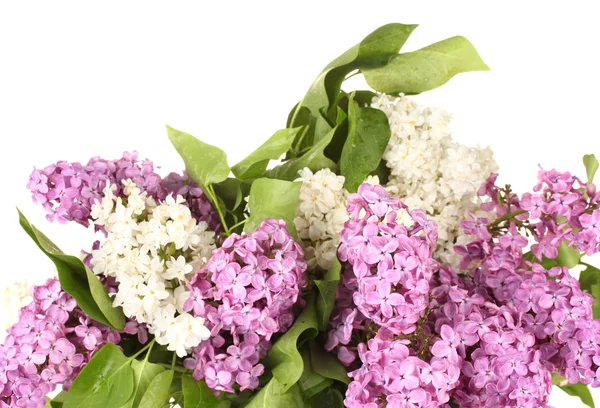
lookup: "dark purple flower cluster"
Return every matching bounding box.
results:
[0,279,121,408]
[183,219,307,393]
[27,152,219,230]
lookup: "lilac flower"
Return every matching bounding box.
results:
[74,323,103,351]
[581,209,600,237]
[431,325,459,359]
[236,364,264,391]
[27,152,219,230]
[365,285,404,319]
[27,170,50,204]
[215,265,251,299]
[1,278,122,407]
[387,359,419,391]
[123,320,148,344]
[223,345,254,372]
[324,309,356,350]
[204,364,233,393]
[184,219,307,393]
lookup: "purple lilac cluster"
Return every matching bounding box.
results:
[0,279,121,408]
[330,174,600,408]
[183,219,307,393]
[437,168,600,407]
[428,266,555,407]
[27,152,219,230]
[474,167,599,260]
[327,184,462,407]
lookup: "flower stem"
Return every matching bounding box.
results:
[344,69,360,80]
[158,362,188,373]
[289,125,309,158]
[229,218,248,232]
[171,352,177,371]
[491,209,527,227]
[581,261,594,268]
[130,338,156,360]
[206,184,230,235]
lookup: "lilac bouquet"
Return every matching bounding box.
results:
[3,22,600,408]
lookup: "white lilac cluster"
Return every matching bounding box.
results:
[293,168,384,270]
[0,280,32,341]
[90,180,216,356]
[294,168,349,270]
[371,94,499,268]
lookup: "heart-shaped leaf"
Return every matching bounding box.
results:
[18,209,125,330]
[583,154,599,184]
[266,122,340,181]
[232,128,302,179]
[121,359,165,407]
[308,340,350,385]
[63,344,134,408]
[339,93,391,192]
[314,257,342,331]
[244,178,302,238]
[138,370,174,408]
[244,378,305,408]
[264,296,319,392]
[363,36,489,95]
[182,374,221,408]
[167,125,230,187]
[295,23,418,120]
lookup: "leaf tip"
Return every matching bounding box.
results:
[165,124,182,144]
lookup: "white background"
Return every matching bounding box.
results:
[1,1,600,405]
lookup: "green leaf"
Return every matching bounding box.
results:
[363,36,489,95]
[265,296,319,392]
[182,374,220,408]
[289,24,415,149]
[266,123,339,181]
[244,178,302,237]
[555,241,581,269]
[166,125,230,187]
[339,94,391,192]
[63,344,135,408]
[213,178,245,211]
[308,387,345,408]
[334,106,347,126]
[121,359,165,408]
[232,128,302,179]
[369,159,390,185]
[294,23,417,120]
[314,257,342,331]
[18,209,125,330]
[138,370,174,408]
[45,391,67,408]
[85,268,126,330]
[308,340,350,385]
[298,347,333,399]
[244,378,305,408]
[579,264,600,292]
[583,154,599,184]
[45,400,60,408]
[581,263,600,319]
[553,374,595,408]
[591,284,600,319]
[212,178,252,233]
